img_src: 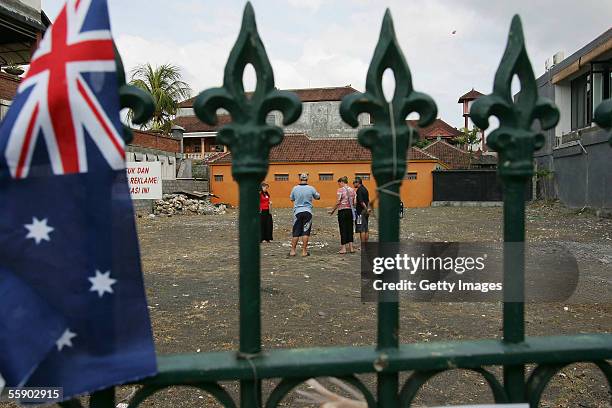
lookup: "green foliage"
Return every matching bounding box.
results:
[535,168,553,179]
[2,58,24,75]
[414,138,431,149]
[129,63,191,134]
[4,58,20,69]
[452,127,481,151]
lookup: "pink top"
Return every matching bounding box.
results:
[336,186,356,210]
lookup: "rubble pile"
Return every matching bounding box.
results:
[153,194,227,216]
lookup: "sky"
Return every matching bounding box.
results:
[41,0,612,129]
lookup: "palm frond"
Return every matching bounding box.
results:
[128,63,192,132]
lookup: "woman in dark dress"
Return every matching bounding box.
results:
[328,176,356,254]
[260,183,273,242]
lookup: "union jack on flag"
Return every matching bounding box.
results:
[0,0,156,401]
[1,0,125,178]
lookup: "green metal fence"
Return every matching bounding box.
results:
[64,3,612,407]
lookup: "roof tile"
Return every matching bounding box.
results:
[457,89,484,103]
[422,139,471,169]
[178,86,358,108]
[210,133,439,164]
[407,118,461,139]
[174,114,232,133]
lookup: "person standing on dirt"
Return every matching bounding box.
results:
[289,173,320,257]
[329,176,356,254]
[260,182,273,243]
[353,177,370,249]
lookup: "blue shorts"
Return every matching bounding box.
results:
[292,211,312,237]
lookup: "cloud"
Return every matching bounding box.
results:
[115,34,233,98]
[43,0,612,129]
[287,0,323,13]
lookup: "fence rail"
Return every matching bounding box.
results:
[63,3,612,407]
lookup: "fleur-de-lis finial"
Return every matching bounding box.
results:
[114,43,154,144]
[340,9,437,184]
[193,2,302,180]
[593,99,612,146]
[470,15,559,178]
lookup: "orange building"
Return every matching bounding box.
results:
[208,134,445,208]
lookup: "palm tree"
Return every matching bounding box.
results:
[129,63,191,133]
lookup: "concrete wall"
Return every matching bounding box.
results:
[132,199,153,214]
[162,179,209,194]
[534,40,612,210]
[534,124,612,209]
[178,101,369,139]
[125,144,181,181]
[209,161,439,208]
[551,128,612,209]
[268,101,369,139]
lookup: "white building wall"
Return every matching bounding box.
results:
[177,101,369,139]
[125,152,176,181]
[267,101,369,138]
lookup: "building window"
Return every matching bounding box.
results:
[274,174,289,181]
[176,107,194,117]
[591,60,611,115]
[266,113,276,125]
[319,173,333,181]
[405,172,417,180]
[355,173,370,180]
[571,73,590,130]
[214,174,224,182]
[571,60,611,131]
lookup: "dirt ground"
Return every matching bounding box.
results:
[119,201,611,407]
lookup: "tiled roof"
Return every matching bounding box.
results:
[174,114,232,133]
[457,88,484,103]
[422,140,471,169]
[130,129,180,153]
[202,151,230,164]
[407,118,461,139]
[209,133,439,164]
[285,86,359,102]
[471,151,498,166]
[178,86,358,108]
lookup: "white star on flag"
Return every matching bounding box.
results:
[56,329,77,351]
[88,270,117,297]
[24,217,54,244]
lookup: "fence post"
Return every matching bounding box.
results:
[341,10,437,406]
[193,3,302,407]
[470,15,559,402]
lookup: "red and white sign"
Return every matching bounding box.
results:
[127,162,162,200]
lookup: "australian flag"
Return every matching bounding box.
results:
[0,0,156,400]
